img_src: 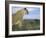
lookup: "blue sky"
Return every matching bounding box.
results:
[12,7,40,19]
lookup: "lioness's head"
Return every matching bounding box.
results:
[24,8,28,14]
[21,8,28,16]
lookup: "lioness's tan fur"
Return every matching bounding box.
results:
[12,8,28,28]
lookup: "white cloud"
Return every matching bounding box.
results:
[27,8,34,12]
[23,14,40,19]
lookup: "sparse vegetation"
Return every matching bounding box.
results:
[12,19,40,31]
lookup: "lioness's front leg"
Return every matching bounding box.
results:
[16,21,22,28]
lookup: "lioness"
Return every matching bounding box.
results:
[12,8,28,29]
